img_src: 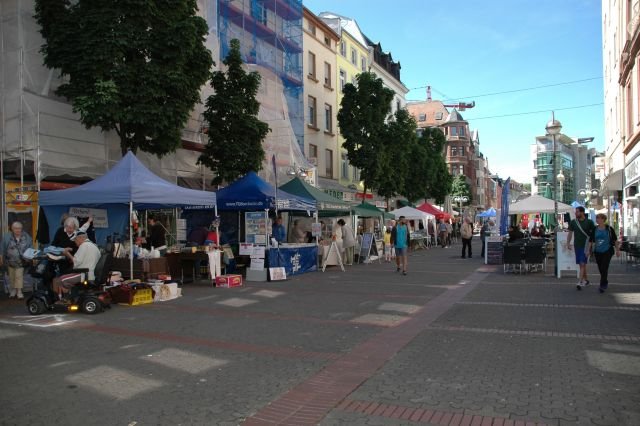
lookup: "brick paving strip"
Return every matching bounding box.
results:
[427,325,640,342]
[242,270,542,426]
[456,300,640,311]
[78,324,341,360]
[338,399,548,426]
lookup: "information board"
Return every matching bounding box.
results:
[245,212,267,244]
[69,207,109,228]
[556,232,579,278]
[359,232,374,264]
[485,236,503,265]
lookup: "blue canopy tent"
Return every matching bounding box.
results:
[39,152,217,277]
[215,172,315,247]
[570,201,583,208]
[216,172,314,212]
[478,207,497,218]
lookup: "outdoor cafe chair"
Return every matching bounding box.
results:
[503,243,525,274]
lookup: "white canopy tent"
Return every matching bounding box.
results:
[390,206,435,230]
[509,195,574,216]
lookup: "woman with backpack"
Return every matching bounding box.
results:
[589,213,620,293]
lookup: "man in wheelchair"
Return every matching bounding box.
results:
[52,230,101,301]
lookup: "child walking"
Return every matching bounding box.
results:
[383,228,393,262]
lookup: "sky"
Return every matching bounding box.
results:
[303,0,604,184]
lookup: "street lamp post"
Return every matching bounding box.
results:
[578,188,600,207]
[546,113,562,277]
[453,195,469,217]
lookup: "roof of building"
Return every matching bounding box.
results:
[444,108,465,123]
[303,7,340,41]
[318,12,368,48]
[407,100,449,127]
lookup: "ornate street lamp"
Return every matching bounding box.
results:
[453,195,469,217]
[546,113,562,276]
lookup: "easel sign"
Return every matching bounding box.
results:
[359,232,381,264]
[322,240,345,272]
[269,267,287,281]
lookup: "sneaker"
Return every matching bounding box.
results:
[584,280,590,287]
[461,256,466,259]
[599,287,605,294]
[402,271,407,276]
[396,267,400,272]
[17,292,24,300]
[576,280,584,290]
[9,289,16,298]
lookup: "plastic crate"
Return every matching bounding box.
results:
[131,288,154,305]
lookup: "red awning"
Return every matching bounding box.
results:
[417,202,451,220]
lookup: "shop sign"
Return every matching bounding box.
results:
[342,192,355,202]
[69,207,109,228]
[355,192,373,199]
[625,155,640,185]
[375,201,387,209]
[323,189,343,200]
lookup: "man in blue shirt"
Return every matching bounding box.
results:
[272,217,286,243]
[391,216,411,275]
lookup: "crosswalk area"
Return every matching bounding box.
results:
[0,314,79,328]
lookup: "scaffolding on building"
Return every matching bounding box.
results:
[218,0,311,184]
[0,0,217,232]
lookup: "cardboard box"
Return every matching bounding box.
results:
[215,274,243,288]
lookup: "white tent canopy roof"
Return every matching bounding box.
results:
[509,195,573,215]
[390,206,435,221]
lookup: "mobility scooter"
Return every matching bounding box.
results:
[26,252,113,315]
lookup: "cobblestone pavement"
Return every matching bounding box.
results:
[1,240,638,425]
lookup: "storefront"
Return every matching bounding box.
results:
[623,151,640,240]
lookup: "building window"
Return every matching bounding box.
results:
[396,100,401,111]
[341,153,349,179]
[418,113,426,122]
[324,104,332,132]
[308,52,316,78]
[460,146,465,156]
[450,126,458,136]
[352,166,360,182]
[324,36,331,47]
[458,165,464,175]
[324,62,331,87]
[351,47,357,65]
[340,41,346,56]
[309,144,318,160]
[325,149,333,178]
[308,22,316,36]
[308,96,317,127]
[435,112,443,120]
[351,75,357,86]
[339,69,346,92]
[459,126,466,136]
[361,56,366,72]
[451,146,458,156]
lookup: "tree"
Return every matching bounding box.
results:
[376,109,416,203]
[198,39,270,185]
[451,175,473,205]
[420,128,452,204]
[35,0,213,156]
[338,72,394,198]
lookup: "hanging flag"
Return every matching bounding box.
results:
[499,177,511,236]
[271,154,278,188]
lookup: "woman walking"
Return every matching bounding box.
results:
[590,213,620,293]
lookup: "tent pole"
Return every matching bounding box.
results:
[129,201,133,279]
[214,204,219,247]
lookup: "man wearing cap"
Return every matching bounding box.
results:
[52,230,101,299]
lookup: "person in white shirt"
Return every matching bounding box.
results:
[52,230,102,299]
[338,219,356,265]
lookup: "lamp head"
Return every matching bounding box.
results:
[545,119,562,135]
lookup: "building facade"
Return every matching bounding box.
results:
[602,0,640,240]
[530,134,598,206]
[407,100,491,209]
[302,7,339,186]
[364,38,408,116]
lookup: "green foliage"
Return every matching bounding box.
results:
[451,174,473,204]
[376,109,416,200]
[420,128,452,204]
[337,72,394,196]
[35,0,213,156]
[198,39,270,185]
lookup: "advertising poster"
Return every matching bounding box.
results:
[245,212,266,244]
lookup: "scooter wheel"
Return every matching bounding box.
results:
[27,299,46,316]
[81,297,101,315]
